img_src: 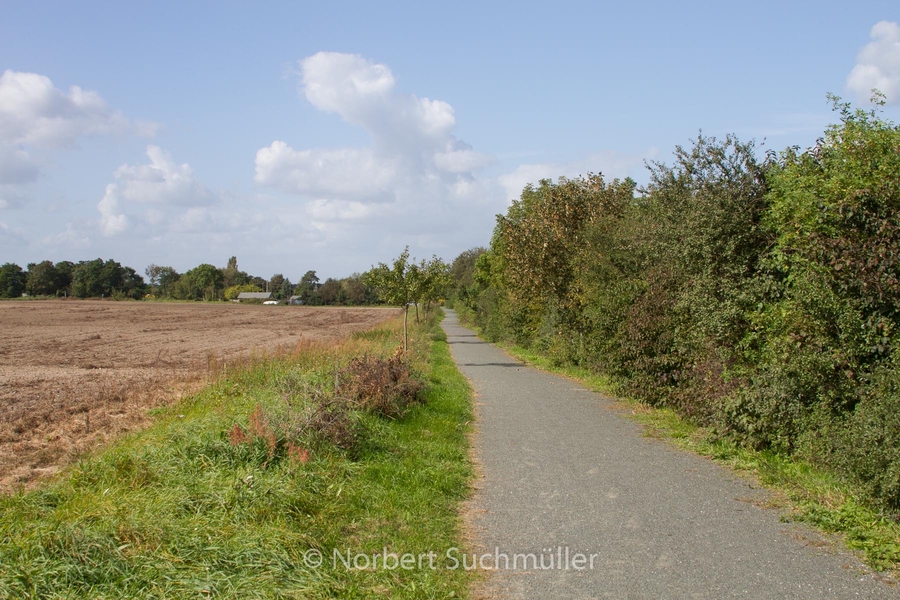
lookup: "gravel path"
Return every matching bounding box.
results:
[442,310,898,599]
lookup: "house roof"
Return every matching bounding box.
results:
[237,292,273,299]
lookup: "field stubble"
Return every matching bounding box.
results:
[0,300,398,491]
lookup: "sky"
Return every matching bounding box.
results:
[1,1,899,282]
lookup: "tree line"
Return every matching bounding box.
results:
[450,95,900,512]
[0,256,379,305]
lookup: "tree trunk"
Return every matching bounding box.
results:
[403,306,409,353]
[415,302,419,324]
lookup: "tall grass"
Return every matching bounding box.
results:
[0,311,476,598]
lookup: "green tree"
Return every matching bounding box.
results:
[364,247,414,351]
[319,277,342,304]
[340,274,373,305]
[70,259,145,299]
[279,278,294,301]
[54,261,74,295]
[0,263,25,298]
[177,263,224,301]
[222,256,250,288]
[419,256,452,317]
[224,283,263,300]
[26,260,63,296]
[298,270,320,305]
[449,247,485,307]
[156,266,180,298]
[269,274,286,299]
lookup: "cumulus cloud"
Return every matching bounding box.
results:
[97,146,215,236]
[0,70,158,206]
[255,142,398,200]
[255,52,496,210]
[847,21,900,104]
[0,70,132,147]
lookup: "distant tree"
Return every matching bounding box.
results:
[145,264,163,294]
[341,274,371,305]
[0,263,25,298]
[250,276,267,290]
[26,260,64,296]
[319,277,342,304]
[300,270,319,289]
[419,256,452,317]
[279,277,294,300]
[364,247,414,351]
[269,273,286,298]
[156,266,180,298]
[177,263,224,301]
[54,261,74,295]
[222,256,249,288]
[449,247,486,307]
[298,270,320,304]
[71,258,145,299]
[224,283,263,300]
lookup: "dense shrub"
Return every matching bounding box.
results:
[455,97,900,510]
[337,350,424,418]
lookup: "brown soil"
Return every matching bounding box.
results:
[0,300,398,491]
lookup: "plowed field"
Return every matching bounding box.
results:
[0,300,398,490]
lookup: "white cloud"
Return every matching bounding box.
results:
[255,142,398,200]
[97,146,215,237]
[254,52,508,264]
[0,70,130,147]
[98,184,129,236]
[256,52,495,202]
[0,70,159,208]
[498,150,656,203]
[847,21,900,104]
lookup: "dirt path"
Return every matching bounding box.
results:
[442,310,897,599]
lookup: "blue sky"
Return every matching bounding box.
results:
[1,0,899,282]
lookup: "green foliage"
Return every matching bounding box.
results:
[70,258,145,299]
[25,260,67,296]
[365,248,415,350]
[0,262,25,298]
[175,263,224,301]
[269,273,286,299]
[224,283,263,300]
[145,264,180,298]
[464,97,900,512]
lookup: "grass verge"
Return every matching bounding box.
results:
[0,310,476,598]
[485,338,900,576]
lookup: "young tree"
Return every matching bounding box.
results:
[364,247,414,351]
[419,256,452,317]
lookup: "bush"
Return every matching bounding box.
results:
[337,350,424,418]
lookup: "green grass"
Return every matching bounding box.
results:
[490,338,900,575]
[0,312,476,598]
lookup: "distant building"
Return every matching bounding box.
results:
[289,295,303,305]
[236,292,273,302]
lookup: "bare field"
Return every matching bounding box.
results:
[0,300,399,491]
